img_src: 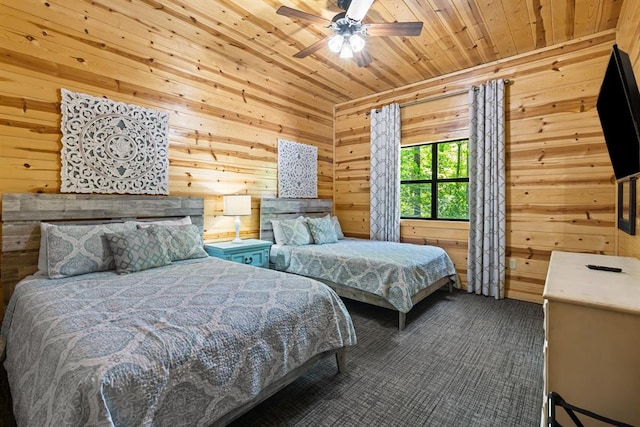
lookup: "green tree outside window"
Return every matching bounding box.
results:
[400,140,469,220]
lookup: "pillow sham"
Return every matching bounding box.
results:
[331,216,345,239]
[105,227,171,274]
[37,222,54,274]
[270,219,285,245]
[128,216,192,228]
[306,215,338,244]
[277,217,313,246]
[46,222,136,279]
[150,224,209,261]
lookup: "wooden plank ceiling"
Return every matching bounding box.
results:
[164,0,622,102]
[2,0,623,104]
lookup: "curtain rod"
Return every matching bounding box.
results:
[366,79,511,116]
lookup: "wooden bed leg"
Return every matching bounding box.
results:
[335,348,347,373]
[398,312,406,331]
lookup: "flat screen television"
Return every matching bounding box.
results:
[596,44,640,180]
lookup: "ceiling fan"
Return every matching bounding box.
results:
[277,0,423,67]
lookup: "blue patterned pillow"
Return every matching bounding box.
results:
[150,224,208,261]
[306,215,338,244]
[279,217,313,246]
[46,222,136,278]
[105,227,171,274]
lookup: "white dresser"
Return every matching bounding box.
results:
[542,251,640,426]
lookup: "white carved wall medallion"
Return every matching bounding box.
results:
[60,89,169,195]
[277,139,318,198]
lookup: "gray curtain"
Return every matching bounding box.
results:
[467,80,506,299]
[370,103,401,242]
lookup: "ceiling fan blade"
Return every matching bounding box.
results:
[346,0,374,21]
[276,6,331,26]
[365,22,423,36]
[353,48,372,67]
[293,37,330,58]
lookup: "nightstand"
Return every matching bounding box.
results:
[204,239,272,268]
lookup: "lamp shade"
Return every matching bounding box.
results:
[223,195,251,216]
[328,35,344,53]
[340,42,354,59]
[349,34,365,52]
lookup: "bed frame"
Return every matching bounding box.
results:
[260,197,454,331]
[0,192,347,426]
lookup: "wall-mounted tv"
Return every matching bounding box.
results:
[596,44,640,180]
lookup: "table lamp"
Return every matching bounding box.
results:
[223,194,251,243]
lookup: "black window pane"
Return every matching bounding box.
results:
[437,182,469,219]
[401,183,431,218]
[437,140,468,179]
[400,145,432,180]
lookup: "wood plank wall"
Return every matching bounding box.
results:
[616,0,640,260]
[0,1,339,320]
[0,1,635,323]
[334,31,619,303]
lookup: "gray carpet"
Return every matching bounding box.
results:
[231,290,544,427]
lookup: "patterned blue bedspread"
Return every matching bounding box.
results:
[1,257,356,426]
[272,239,458,313]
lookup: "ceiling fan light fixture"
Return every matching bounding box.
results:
[350,34,365,52]
[328,34,344,53]
[279,2,422,67]
[340,42,354,59]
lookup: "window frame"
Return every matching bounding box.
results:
[400,139,470,221]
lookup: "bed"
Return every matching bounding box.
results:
[0,193,356,426]
[259,198,459,330]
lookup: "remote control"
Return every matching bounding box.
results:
[586,264,622,273]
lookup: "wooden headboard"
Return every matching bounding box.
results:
[1,193,204,313]
[259,198,333,243]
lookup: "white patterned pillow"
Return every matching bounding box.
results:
[270,216,305,245]
[306,215,338,244]
[105,227,172,274]
[150,224,208,261]
[331,216,345,239]
[46,222,136,278]
[278,217,313,246]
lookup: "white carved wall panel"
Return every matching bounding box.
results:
[60,89,169,195]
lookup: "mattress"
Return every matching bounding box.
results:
[1,257,356,426]
[271,238,458,313]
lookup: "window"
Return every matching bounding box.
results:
[400,139,469,220]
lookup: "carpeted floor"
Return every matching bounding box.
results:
[231,290,544,427]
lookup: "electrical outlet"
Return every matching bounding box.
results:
[509,258,516,269]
